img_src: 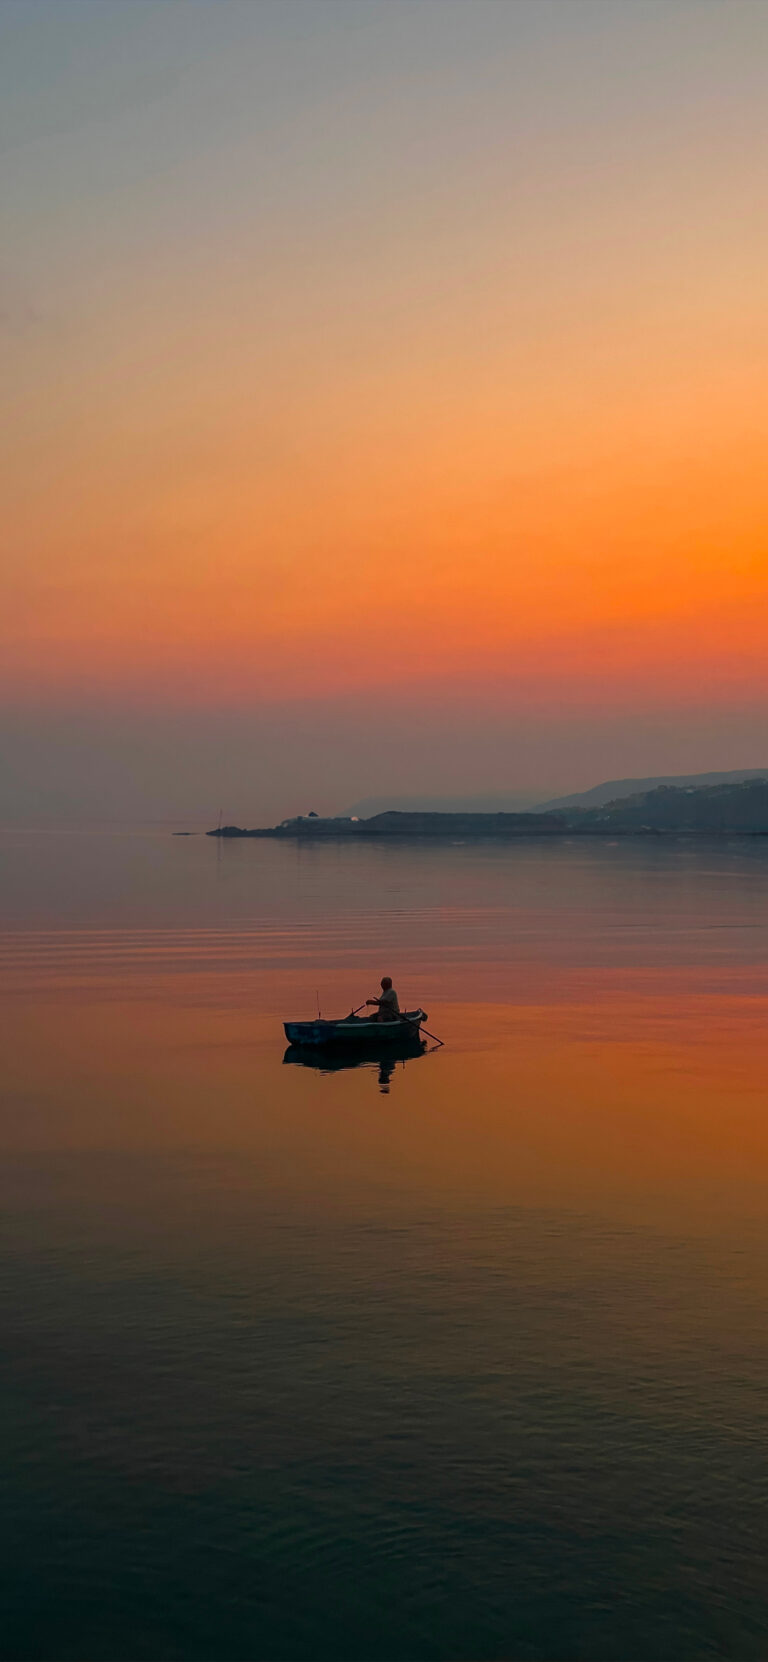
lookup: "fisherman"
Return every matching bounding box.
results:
[367,977,400,1023]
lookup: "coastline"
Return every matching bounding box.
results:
[206,821,768,841]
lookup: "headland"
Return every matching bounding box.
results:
[207,777,768,840]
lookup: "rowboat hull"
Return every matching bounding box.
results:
[283,1009,427,1048]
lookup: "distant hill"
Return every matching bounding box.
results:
[344,790,546,817]
[209,773,768,840]
[538,769,768,812]
[581,778,768,832]
[361,810,564,837]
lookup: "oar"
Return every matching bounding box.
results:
[398,1010,444,1048]
[348,1001,369,1017]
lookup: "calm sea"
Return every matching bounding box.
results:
[2,828,768,1661]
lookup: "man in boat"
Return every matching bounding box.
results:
[366,977,400,1023]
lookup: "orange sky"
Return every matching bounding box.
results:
[3,0,768,816]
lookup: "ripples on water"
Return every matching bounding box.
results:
[2,829,768,1659]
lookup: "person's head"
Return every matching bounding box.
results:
[381,976,392,990]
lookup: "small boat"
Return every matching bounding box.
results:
[283,1010,428,1048]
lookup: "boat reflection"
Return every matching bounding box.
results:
[283,1037,428,1094]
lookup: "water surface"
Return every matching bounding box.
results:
[2,830,768,1659]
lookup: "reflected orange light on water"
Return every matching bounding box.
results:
[7,970,768,1234]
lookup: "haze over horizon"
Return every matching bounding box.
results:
[4,0,768,825]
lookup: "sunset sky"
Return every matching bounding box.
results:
[3,0,768,823]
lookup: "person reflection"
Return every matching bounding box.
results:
[378,1057,396,1094]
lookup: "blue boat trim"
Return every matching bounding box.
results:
[283,1010,428,1047]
